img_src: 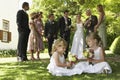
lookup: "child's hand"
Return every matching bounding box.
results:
[66,62,71,67]
[88,58,94,62]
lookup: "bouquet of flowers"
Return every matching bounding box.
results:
[83,48,94,65]
[68,53,78,68]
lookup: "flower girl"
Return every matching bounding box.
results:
[47,38,83,76]
[75,32,112,74]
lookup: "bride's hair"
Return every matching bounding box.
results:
[76,13,82,23]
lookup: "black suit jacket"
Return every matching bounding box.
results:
[44,20,58,39]
[84,15,98,33]
[16,10,30,60]
[16,10,30,32]
[59,16,71,38]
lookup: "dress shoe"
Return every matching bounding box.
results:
[17,56,22,62]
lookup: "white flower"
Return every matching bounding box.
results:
[68,53,77,62]
[52,22,54,24]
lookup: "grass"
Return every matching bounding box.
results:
[0,54,120,80]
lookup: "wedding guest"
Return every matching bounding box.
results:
[84,9,98,35]
[94,4,107,49]
[58,10,72,59]
[47,38,83,76]
[75,32,112,74]
[28,12,38,60]
[34,12,44,60]
[16,2,30,62]
[44,13,58,57]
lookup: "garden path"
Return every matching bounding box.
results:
[0,53,50,63]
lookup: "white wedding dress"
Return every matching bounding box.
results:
[47,52,83,76]
[70,23,85,59]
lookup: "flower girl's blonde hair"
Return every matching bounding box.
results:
[51,38,67,54]
[86,32,103,47]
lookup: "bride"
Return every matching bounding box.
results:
[70,13,85,59]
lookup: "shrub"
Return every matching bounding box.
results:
[110,36,120,55]
[106,16,120,48]
[0,49,17,57]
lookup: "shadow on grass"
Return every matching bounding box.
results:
[0,55,120,80]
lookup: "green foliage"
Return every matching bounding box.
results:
[110,36,120,55]
[31,0,97,21]
[105,0,120,14]
[106,13,120,47]
[0,49,17,57]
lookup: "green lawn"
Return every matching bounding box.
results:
[0,54,120,80]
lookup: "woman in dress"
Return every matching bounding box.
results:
[28,12,38,60]
[34,12,44,60]
[47,38,83,76]
[94,4,107,49]
[70,13,85,59]
[75,32,112,74]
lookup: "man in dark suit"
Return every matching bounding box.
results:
[16,2,30,62]
[58,10,71,59]
[84,9,98,35]
[44,13,58,57]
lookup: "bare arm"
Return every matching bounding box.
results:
[94,12,104,32]
[78,58,87,62]
[92,47,105,63]
[84,18,91,27]
[31,22,39,37]
[97,13,104,27]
